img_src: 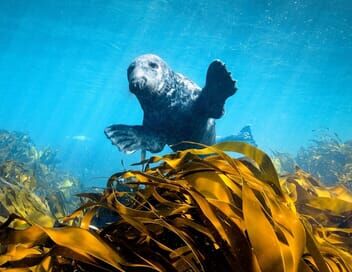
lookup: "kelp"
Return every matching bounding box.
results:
[0,177,55,227]
[0,142,351,271]
[281,167,352,270]
[296,133,352,188]
[0,130,59,167]
[271,133,352,189]
[271,151,296,175]
[0,130,81,216]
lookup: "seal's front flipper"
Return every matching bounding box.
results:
[196,60,237,119]
[104,125,165,153]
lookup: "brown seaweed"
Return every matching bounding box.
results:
[0,142,350,271]
[271,133,352,189]
[296,133,352,188]
[0,130,81,219]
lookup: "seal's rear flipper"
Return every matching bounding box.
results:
[196,60,237,119]
[216,125,257,146]
[104,124,165,153]
[237,125,257,146]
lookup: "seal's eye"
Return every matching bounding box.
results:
[127,63,135,75]
[149,62,158,69]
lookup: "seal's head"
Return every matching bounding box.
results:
[127,54,172,97]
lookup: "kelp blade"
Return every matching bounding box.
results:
[0,142,351,271]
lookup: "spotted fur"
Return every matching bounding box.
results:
[105,54,236,153]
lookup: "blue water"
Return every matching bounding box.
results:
[1,0,351,186]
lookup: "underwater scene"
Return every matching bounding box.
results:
[0,0,351,271]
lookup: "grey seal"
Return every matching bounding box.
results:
[105,54,237,153]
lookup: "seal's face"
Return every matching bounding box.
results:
[127,54,170,97]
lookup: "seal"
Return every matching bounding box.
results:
[105,54,237,153]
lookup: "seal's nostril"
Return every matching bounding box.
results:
[131,77,146,86]
[140,77,146,85]
[138,77,146,89]
[129,76,147,93]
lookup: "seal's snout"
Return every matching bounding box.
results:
[129,77,147,93]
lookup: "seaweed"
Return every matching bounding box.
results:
[271,133,352,189]
[0,130,81,220]
[296,133,352,188]
[0,142,350,271]
[271,150,296,175]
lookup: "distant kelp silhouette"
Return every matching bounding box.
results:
[271,133,352,189]
[0,130,81,216]
[296,133,352,187]
[0,130,58,166]
[0,142,351,271]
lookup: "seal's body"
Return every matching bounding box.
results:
[105,54,237,153]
